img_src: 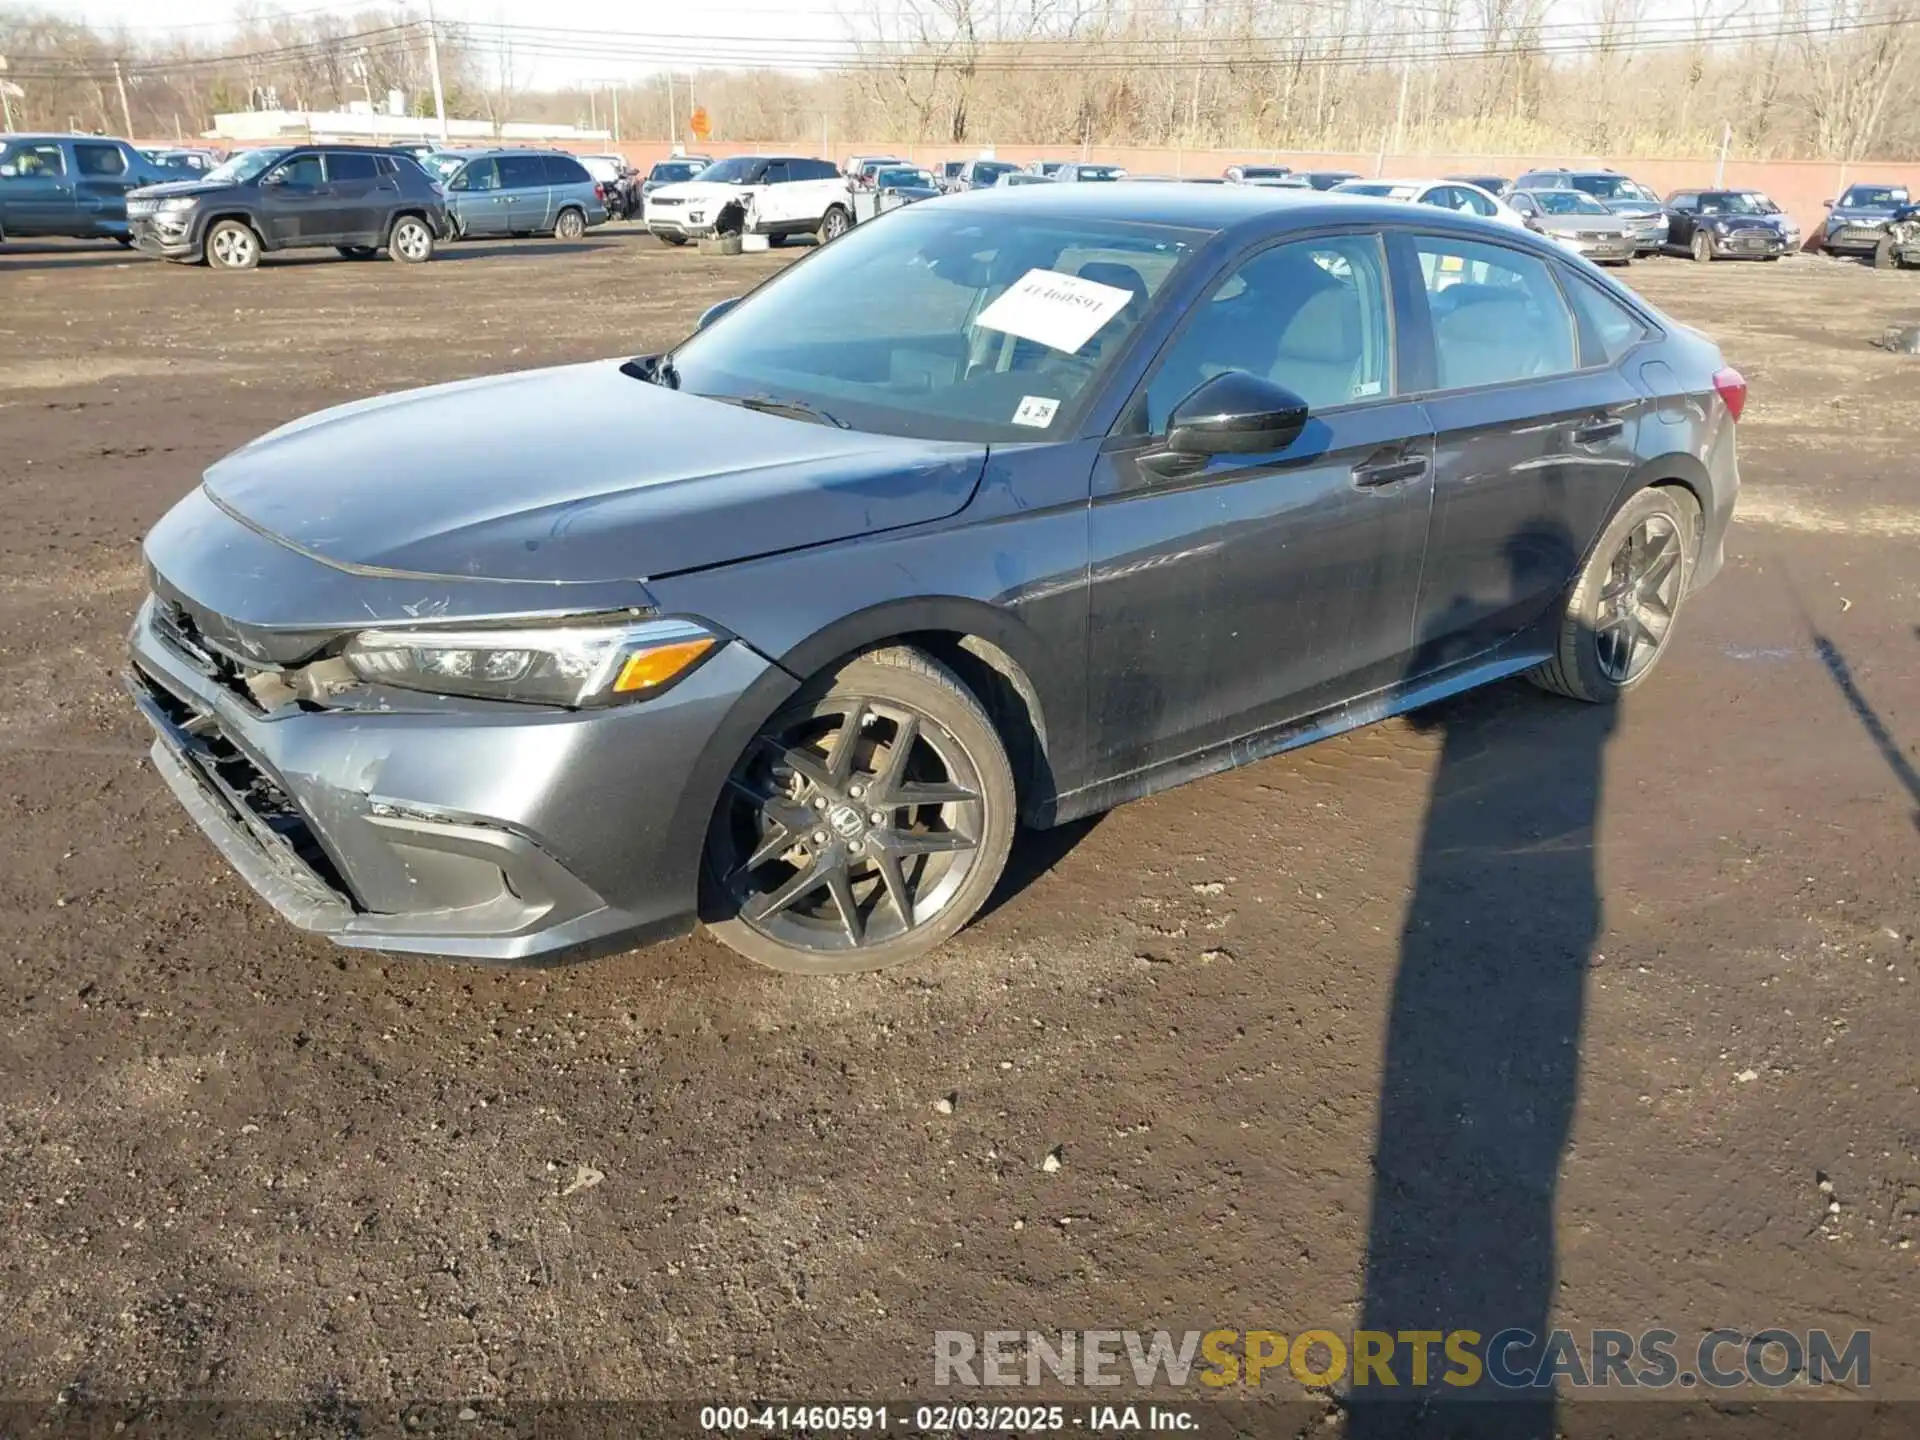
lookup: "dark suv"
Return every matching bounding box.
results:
[126,145,447,270]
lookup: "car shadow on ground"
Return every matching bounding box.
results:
[0,243,138,272]
[1349,521,1606,1437]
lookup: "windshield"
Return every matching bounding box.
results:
[970,161,1019,182]
[203,147,289,184]
[1534,190,1610,216]
[1740,191,1781,212]
[877,168,935,189]
[424,153,471,179]
[1239,166,1290,179]
[1338,182,1418,199]
[1699,192,1765,215]
[697,156,765,185]
[1072,165,1125,181]
[1840,184,1907,207]
[1570,174,1656,202]
[665,208,1201,443]
[650,161,702,183]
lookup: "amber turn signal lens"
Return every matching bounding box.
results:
[613,636,716,693]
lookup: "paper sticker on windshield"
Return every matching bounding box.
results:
[1012,395,1060,428]
[975,268,1136,354]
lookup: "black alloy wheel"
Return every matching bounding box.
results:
[1530,486,1696,703]
[1593,512,1684,684]
[703,648,1015,973]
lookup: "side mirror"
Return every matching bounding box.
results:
[696,296,743,331]
[1146,373,1310,475]
[1822,198,1834,208]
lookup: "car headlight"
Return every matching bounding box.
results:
[342,616,717,707]
[157,195,199,214]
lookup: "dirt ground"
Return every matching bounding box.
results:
[1,226,1916,1434]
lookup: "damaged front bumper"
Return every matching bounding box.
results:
[126,590,773,965]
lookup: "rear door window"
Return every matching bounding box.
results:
[326,151,378,182]
[498,156,547,190]
[1564,275,1653,365]
[543,155,590,185]
[74,142,128,177]
[1413,235,1578,390]
[762,162,792,185]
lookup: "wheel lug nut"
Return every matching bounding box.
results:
[849,783,865,798]
[813,796,827,810]
[870,812,885,825]
[812,830,828,844]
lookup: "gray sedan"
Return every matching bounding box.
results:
[1509,189,1637,265]
[128,185,1741,974]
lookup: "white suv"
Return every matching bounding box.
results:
[644,155,850,245]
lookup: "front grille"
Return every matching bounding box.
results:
[131,663,356,907]
[1830,225,1883,245]
[1724,231,1779,250]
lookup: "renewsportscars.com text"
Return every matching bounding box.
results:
[933,1328,1869,1391]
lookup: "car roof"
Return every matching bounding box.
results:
[939,180,1515,239]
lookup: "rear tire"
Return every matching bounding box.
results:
[701,646,1016,975]
[816,204,851,244]
[387,214,434,263]
[204,219,261,271]
[554,206,586,241]
[1528,487,1698,703]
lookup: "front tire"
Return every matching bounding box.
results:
[702,647,1016,975]
[657,232,687,247]
[387,214,434,263]
[204,219,261,270]
[816,204,851,244]
[1874,235,1898,270]
[336,244,377,259]
[1528,487,1697,703]
[553,206,586,241]
[1690,231,1714,263]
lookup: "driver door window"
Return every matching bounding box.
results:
[271,154,324,188]
[1139,233,1394,430]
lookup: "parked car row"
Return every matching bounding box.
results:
[7,133,1915,275]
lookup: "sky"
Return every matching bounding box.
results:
[51,0,863,86]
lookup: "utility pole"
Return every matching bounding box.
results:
[610,84,620,143]
[0,57,15,134]
[1713,121,1732,186]
[1390,59,1411,158]
[667,72,677,149]
[113,59,134,138]
[424,0,449,143]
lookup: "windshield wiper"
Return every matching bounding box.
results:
[717,394,850,429]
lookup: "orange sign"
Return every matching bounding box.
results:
[689,106,711,141]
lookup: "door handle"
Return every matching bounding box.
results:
[1351,454,1428,489]
[1571,415,1625,444]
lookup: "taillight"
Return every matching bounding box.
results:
[1712,365,1747,422]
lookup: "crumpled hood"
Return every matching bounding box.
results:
[202,361,986,583]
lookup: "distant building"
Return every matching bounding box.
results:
[208,109,611,146]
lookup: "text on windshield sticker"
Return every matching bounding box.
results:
[974,268,1137,354]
